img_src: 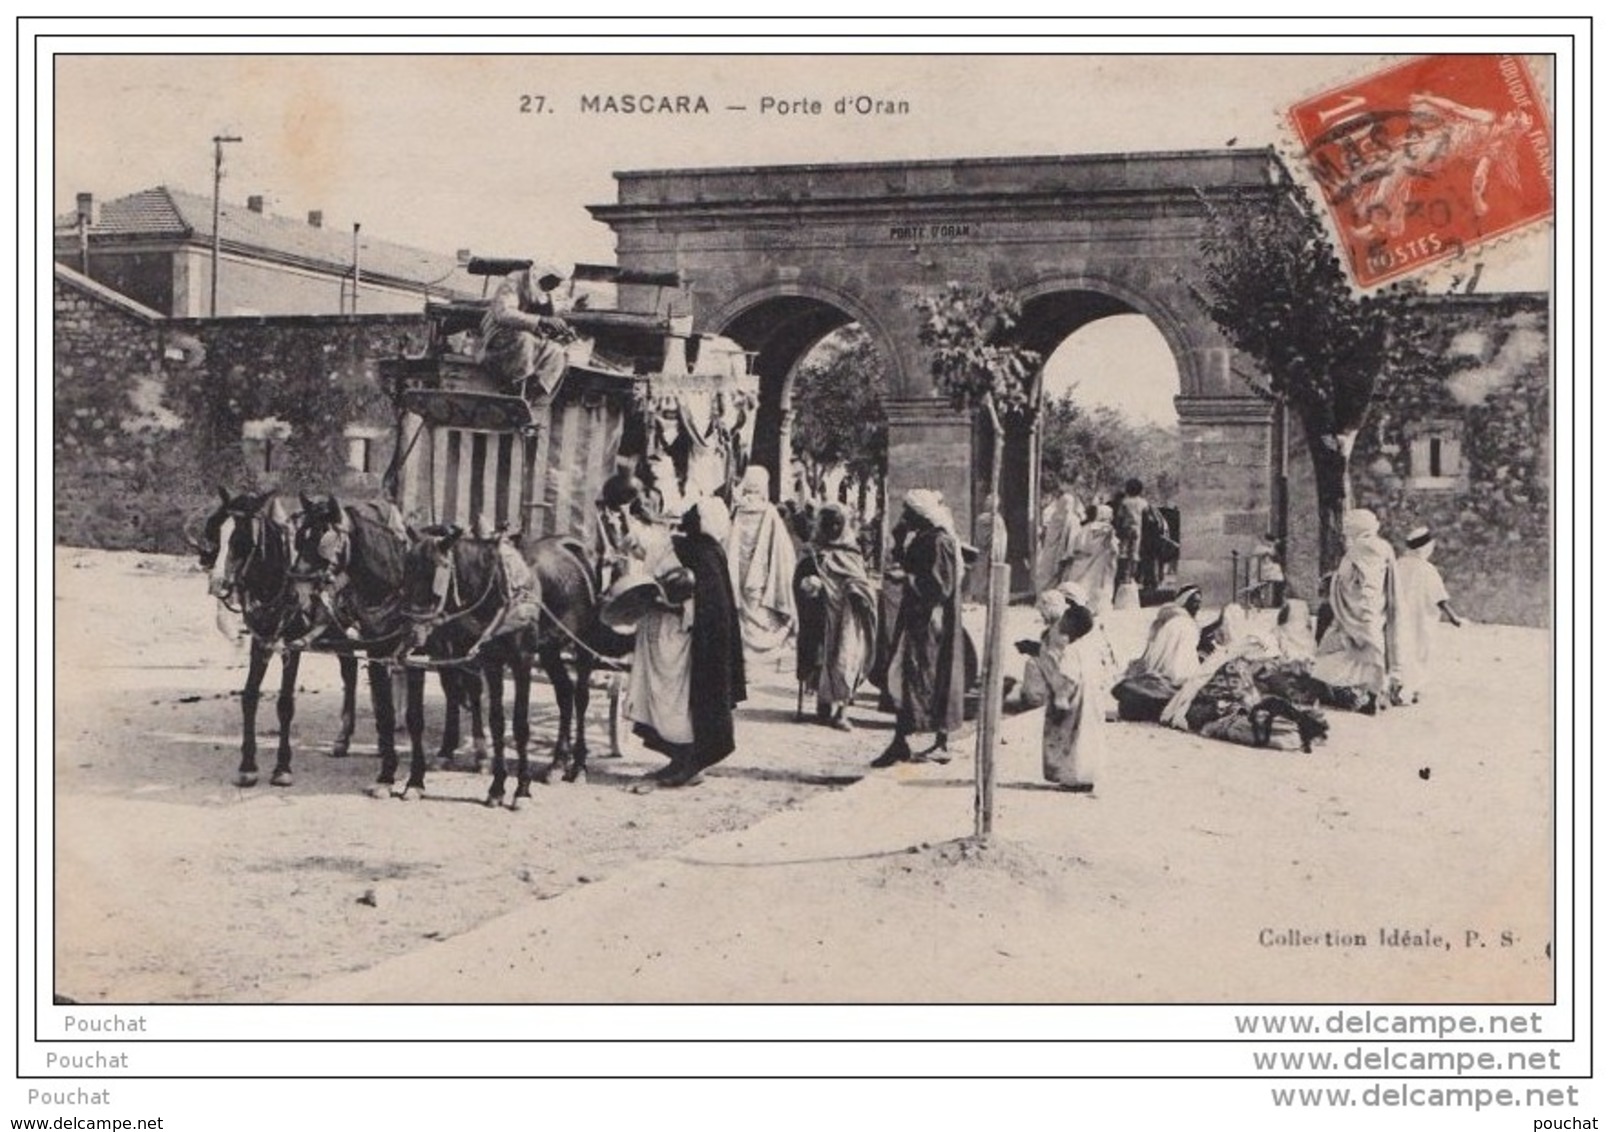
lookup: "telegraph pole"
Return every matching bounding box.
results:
[351,222,362,314]
[209,134,242,317]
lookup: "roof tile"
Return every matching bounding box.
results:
[73,186,480,298]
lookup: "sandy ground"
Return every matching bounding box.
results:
[51,548,1553,1004]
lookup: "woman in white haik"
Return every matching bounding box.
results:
[725,465,798,654]
[623,511,695,759]
[1394,525,1464,705]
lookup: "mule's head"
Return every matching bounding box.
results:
[402,525,464,648]
[194,486,238,571]
[283,494,356,636]
[291,495,351,578]
[198,487,272,601]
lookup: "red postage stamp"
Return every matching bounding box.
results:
[1287,54,1553,288]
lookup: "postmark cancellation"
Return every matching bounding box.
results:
[1286,54,1553,289]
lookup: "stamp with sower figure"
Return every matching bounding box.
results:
[1288,54,1552,288]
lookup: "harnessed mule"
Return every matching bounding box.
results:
[194,489,326,788]
[291,496,489,780]
[522,534,635,785]
[402,527,620,803]
[401,528,538,806]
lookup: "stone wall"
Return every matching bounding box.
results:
[53,272,193,550]
[1283,294,1549,627]
[161,313,423,503]
[54,268,425,552]
[1173,398,1275,603]
[1355,294,1550,627]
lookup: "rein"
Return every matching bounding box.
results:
[389,572,618,672]
[529,590,617,666]
[399,542,615,669]
[218,512,296,638]
[403,550,501,634]
[286,513,414,651]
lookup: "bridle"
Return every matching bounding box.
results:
[287,509,410,651]
[402,539,500,636]
[210,507,297,640]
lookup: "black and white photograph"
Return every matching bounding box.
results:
[23,21,1587,1126]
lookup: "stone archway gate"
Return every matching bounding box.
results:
[590,150,1284,601]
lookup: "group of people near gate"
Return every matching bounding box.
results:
[1098,508,1464,766]
[602,447,1465,794]
[1035,475,1179,615]
[596,467,981,788]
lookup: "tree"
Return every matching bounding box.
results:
[790,326,888,505]
[915,283,1042,840]
[1038,392,1180,507]
[917,283,1042,513]
[1192,156,1425,572]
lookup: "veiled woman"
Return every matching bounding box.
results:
[872,490,968,767]
[725,465,797,654]
[1062,503,1120,614]
[800,504,877,731]
[626,497,746,787]
[1311,508,1400,713]
[1033,477,1086,594]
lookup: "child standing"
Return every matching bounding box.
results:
[1394,525,1464,704]
[1034,582,1106,794]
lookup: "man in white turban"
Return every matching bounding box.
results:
[1393,525,1463,704]
[1112,584,1204,722]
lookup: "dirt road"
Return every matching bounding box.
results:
[51,548,1554,1004]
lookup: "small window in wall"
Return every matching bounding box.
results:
[1408,422,1465,490]
[346,434,373,474]
[242,418,293,479]
[343,425,389,484]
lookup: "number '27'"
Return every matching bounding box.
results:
[519,95,547,113]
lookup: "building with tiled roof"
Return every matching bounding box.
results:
[55,186,481,317]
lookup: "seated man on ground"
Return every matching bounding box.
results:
[1158,601,1329,753]
[1111,584,1204,722]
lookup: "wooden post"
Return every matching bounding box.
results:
[975,554,1008,841]
[975,393,1007,842]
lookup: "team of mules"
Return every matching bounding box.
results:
[192,488,627,807]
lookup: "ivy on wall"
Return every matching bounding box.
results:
[1352,298,1550,626]
[54,275,425,551]
[162,321,411,494]
[53,283,205,549]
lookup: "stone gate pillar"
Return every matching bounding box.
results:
[883,397,975,553]
[1175,395,1275,606]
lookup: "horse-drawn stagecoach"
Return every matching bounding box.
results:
[200,257,758,802]
[381,257,757,545]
